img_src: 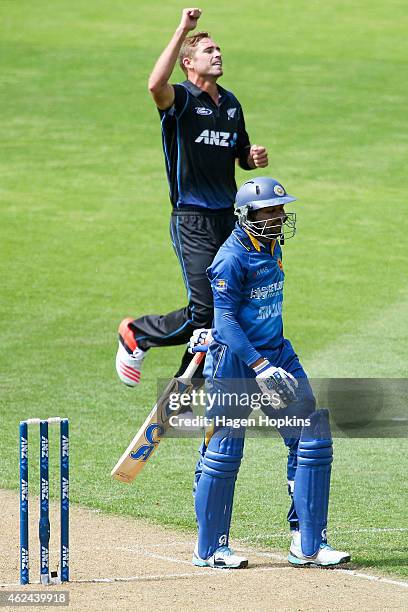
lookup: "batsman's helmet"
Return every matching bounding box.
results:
[234,177,297,242]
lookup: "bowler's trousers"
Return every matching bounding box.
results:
[129,207,236,377]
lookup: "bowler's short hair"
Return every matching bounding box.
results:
[179,32,211,75]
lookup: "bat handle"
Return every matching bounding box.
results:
[192,345,208,353]
[181,348,206,381]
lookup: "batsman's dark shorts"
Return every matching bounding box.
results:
[130,207,236,377]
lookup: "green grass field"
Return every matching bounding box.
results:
[1,0,407,578]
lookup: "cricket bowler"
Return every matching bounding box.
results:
[189,176,351,568]
[115,8,268,387]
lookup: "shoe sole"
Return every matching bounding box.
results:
[192,556,248,569]
[288,553,351,567]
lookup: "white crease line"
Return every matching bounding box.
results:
[252,567,300,572]
[0,572,228,588]
[75,571,228,583]
[220,547,408,589]
[93,541,195,552]
[110,543,408,590]
[141,540,196,549]
[5,542,406,590]
[115,545,192,566]
[114,546,289,571]
[2,567,407,589]
[146,553,192,566]
[249,565,408,588]
[0,583,21,588]
[240,527,408,541]
[335,569,408,589]
[114,544,286,564]
[3,567,407,589]
[237,547,286,561]
[145,539,196,548]
[333,527,408,534]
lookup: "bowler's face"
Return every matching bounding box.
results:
[189,38,223,78]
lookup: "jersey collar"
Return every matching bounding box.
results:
[181,80,227,102]
[233,225,277,255]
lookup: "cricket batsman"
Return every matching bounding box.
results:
[189,176,351,568]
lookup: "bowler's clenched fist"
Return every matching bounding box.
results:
[179,8,202,32]
[250,145,269,168]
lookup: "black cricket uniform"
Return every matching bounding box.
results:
[131,80,252,376]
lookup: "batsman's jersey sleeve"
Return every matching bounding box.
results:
[207,253,262,367]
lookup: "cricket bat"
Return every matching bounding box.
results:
[111,350,205,483]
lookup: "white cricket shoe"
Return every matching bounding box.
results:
[116,318,146,387]
[192,545,248,569]
[288,530,351,567]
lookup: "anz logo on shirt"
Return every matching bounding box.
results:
[195,130,237,148]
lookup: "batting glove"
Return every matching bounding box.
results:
[188,328,212,353]
[254,359,298,408]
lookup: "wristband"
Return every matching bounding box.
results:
[253,359,270,375]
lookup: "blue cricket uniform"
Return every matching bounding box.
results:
[194,224,316,560]
[207,224,285,366]
[203,222,315,450]
[203,225,315,400]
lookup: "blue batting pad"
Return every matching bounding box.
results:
[293,410,333,557]
[194,427,244,560]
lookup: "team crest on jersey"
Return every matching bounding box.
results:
[274,184,285,196]
[227,107,237,119]
[277,258,283,271]
[195,107,213,115]
[215,279,228,292]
